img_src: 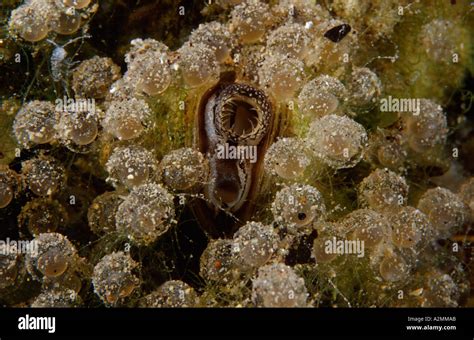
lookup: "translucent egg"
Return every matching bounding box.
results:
[364,129,406,172]
[340,209,390,249]
[401,99,448,153]
[358,168,409,212]
[0,179,13,208]
[417,187,467,238]
[92,251,140,305]
[112,116,143,140]
[140,280,197,307]
[13,100,58,148]
[56,107,100,146]
[31,287,80,307]
[18,198,67,236]
[311,222,343,264]
[420,20,459,63]
[159,148,208,192]
[50,9,82,35]
[127,50,172,96]
[258,53,305,101]
[72,56,121,99]
[421,271,460,307]
[115,183,175,245]
[252,263,308,307]
[178,42,219,88]
[102,99,151,140]
[232,221,279,270]
[266,22,310,59]
[22,156,66,196]
[188,21,233,63]
[0,245,21,289]
[264,137,311,180]
[347,67,382,107]
[26,233,78,280]
[376,140,405,170]
[87,192,123,235]
[312,237,338,264]
[304,19,353,70]
[271,184,326,230]
[138,61,171,95]
[199,239,235,284]
[229,0,271,43]
[388,206,430,248]
[106,146,158,189]
[8,4,50,42]
[37,248,69,278]
[297,75,346,119]
[0,166,20,209]
[379,250,408,282]
[0,182,13,209]
[125,38,169,65]
[306,114,368,169]
[60,0,91,9]
[42,262,84,293]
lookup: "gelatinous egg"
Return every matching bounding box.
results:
[200,239,235,284]
[9,4,50,42]
[252,263,308,307]
[307,114,368,169]
[92,251,140,305]
[0,166,20,209]
[264,137,310,180]
[115,183,175,245]
[159,148,208,192]
[358,168,409,212]
[60,0,91,10]
[22,156,66,197]
[229,0,271,43]
[232,221,279,270]
[272,184,326,230]
[26,233,78,280]
[106,146,158,189]
[50,8,82,35]
[340,209,390,249]
[188,22,233,63]
[13,101,58,148]
[298,75,346,119]
[140,280,197,308]
[258,53,305,101]
[417,187,467,238]
[103,98,151,140]
[178,42,219,88]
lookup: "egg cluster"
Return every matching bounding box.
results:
[8,0,95,42]
[1,0,472,308]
